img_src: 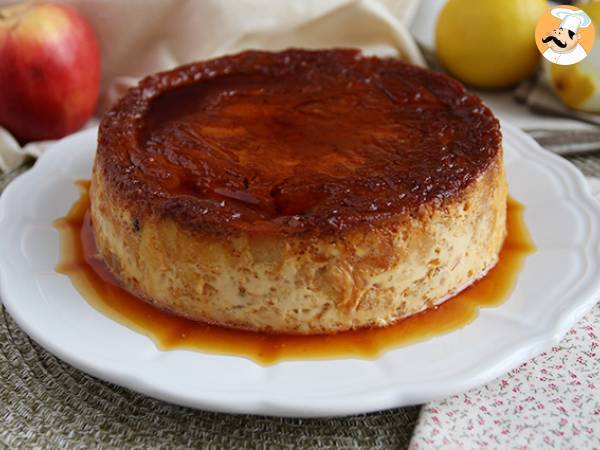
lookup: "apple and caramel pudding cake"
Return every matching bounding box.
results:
[91,49,506,334]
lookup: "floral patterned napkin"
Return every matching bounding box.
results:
[410,178,600,450]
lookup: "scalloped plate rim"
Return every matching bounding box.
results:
[1,122,599,417]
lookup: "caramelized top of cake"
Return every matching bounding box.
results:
[97,49,501,235]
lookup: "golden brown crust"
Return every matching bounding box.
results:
[95,48,501,237]
[91,49,507,334]
[91,150,506,334]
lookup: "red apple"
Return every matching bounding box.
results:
[0,2,100,142]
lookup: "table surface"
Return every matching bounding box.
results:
[1,147,599,449]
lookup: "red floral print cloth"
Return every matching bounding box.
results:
[410,178,600,450]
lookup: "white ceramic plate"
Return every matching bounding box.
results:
[1,123,600,418]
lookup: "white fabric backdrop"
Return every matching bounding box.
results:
[0,0,423,172]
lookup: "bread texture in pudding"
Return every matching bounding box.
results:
[90,49,506,334]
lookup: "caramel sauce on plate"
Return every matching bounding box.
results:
[54,181,535,365]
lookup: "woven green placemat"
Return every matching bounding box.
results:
[0,306,420,449]
[0,162,420,449]
[2,150,600,449]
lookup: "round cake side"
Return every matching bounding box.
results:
[91,151,505,334]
